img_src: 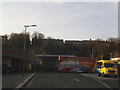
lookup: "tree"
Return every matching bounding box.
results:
[31,32,45,54]
[9,33,30,48]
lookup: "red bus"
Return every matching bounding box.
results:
[58,56,95,72]
[58,56,79,72]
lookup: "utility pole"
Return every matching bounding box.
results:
[23,25,37,76]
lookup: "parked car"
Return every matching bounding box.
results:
[74,66,89,73]
[74,68,83,73]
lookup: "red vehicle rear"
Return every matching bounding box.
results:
[58,56,79,72]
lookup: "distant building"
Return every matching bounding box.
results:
[65,40,84,45]
[1,35,8,43]
[32,38,64,47]
[65,39,107,46]
[44,39,64,46]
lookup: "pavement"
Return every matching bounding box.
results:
[2,72,35,88]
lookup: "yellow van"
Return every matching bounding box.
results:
[96,60,118,77]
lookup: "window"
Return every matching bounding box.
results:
[97,62,102,68]
[104,63,114,68]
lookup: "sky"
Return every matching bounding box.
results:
[0,2,118,40]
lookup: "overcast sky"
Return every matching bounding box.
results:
[0,2,118,40]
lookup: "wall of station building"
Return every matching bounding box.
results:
[2,56,23,73]
[35,56,59,71]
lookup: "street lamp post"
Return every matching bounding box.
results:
[23,25,37,76]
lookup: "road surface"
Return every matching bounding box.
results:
[24,71,118,89]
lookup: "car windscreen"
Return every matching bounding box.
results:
[104,63,114,68]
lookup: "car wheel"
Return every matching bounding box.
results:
[102,73,105,77]
[98,73,101,76]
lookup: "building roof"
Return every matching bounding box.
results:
[35,55,76,58]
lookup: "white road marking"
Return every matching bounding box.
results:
[94,78,112,89]
[73,78,80,82]
[80,74,117,80]
[80,74,112,89]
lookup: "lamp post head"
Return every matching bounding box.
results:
[24,25,37,27]
[31,25,37,27]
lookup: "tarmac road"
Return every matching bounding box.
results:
[24,71,119,89]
